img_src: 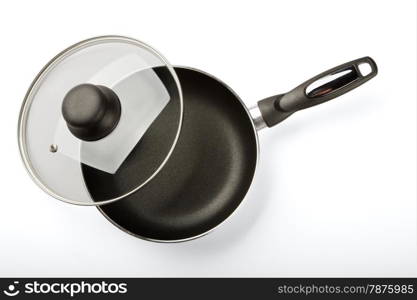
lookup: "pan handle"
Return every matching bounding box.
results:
[257,57,378,128]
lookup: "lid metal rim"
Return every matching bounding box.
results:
[18,35,184,206]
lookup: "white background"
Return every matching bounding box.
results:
[0,0,415,277]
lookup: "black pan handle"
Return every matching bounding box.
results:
[258,57,378,127]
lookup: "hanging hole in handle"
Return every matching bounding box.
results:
[358,62,373,76]
[306,67,358,98]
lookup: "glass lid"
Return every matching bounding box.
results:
[18,36,183,205]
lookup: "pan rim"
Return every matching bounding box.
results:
[97,65,260,243]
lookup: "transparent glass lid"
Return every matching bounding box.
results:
[18,36,183,205]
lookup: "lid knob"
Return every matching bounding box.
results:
[62,84,121,141]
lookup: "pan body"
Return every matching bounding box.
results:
[82,67,259,242]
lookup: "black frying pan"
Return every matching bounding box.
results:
[82,57,377,242]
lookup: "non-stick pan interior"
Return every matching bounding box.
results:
[82,67,258,241]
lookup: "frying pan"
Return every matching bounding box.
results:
[81,57,378,242]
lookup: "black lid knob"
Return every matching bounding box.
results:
[62,84,121,141]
